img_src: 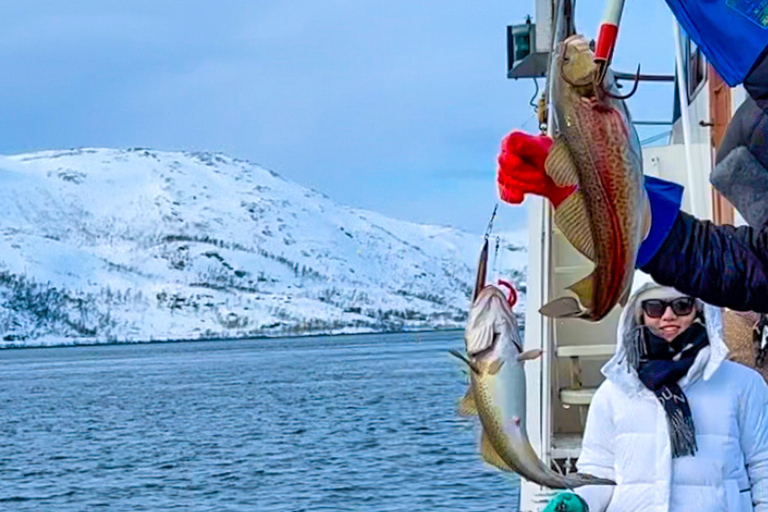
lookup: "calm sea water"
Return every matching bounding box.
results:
[0,331,521,511]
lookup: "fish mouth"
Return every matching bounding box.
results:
[560,58,599,96]
[467,331,523,359]
[468,332,500,359]
[559,36,600,98]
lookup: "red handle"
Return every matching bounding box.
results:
[595,23,619,62]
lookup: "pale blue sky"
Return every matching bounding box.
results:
[0,1,676,234]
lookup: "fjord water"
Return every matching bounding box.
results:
[0,331,520,511]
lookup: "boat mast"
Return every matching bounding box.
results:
[673,20,702,217]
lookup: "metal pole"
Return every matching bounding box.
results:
[542,0,570,489]
[614,72,675,82]
[546,0,568,134]
[673,21,701,217]
[632,121,674,126]
[595,0,627,80]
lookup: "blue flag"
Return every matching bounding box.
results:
[666,0,768,86]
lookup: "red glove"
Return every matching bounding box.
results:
[496,131,576,207]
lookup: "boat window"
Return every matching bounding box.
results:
[686,36,706,102]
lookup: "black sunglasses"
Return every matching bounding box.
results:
[641,297,696,318]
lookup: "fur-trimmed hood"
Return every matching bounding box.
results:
[601,273,729,395]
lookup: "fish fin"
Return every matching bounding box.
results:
[518,349,543,362]
[567,274,595,310]
[487,358,505,375]
[458,387,478,417]
[642,197,652,240]
[547,138,597,262]
[480,431,513,472]
[448,349,480,375]
[562,472,616,489]
[554,191,596,261]
[546,137,579,186]
[539,297,584,318]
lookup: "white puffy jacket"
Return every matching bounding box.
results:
[575,283,768,512]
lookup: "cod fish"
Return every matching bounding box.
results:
[539,34,647,322]
[453,240,615,489]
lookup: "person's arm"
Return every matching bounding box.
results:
[640,87,768,311]
[738,371,768,512]
[497,131,768,313]
[640,211,768,313]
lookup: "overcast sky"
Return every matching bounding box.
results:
[0,1,676,234]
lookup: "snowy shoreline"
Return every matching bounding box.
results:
[0,326,470,350]
[0,148,527,346]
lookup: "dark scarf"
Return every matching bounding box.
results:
[636,322,709,458]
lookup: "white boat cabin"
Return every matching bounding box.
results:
[508,1,747,510]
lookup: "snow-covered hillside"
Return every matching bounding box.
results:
[0,148,527,347]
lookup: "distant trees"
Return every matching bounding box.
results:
[0,271,116,341]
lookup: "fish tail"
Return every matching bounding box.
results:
[539,297,584,318]
[562,472,616,488]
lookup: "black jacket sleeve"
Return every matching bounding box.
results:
[640,211,768,313]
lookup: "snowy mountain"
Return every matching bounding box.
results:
[0,148,527,347]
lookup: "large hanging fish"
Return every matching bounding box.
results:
[453,240,616,489]
[539,34,647,322]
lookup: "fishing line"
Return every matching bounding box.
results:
[497,235,504,274]
[519,112,537,132]
[484,204,498,241]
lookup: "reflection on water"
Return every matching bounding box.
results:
[0,331,520,511]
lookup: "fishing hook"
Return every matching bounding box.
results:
[602,64,641,100]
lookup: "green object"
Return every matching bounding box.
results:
[542,492,589,512]
[727,0,768,29]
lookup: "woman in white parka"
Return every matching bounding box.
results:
[547,280,768,512]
